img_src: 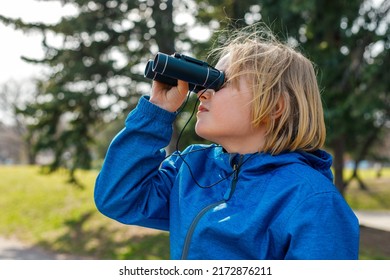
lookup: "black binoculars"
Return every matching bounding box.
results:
[144,52,225,93]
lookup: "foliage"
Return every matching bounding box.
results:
[1,0,167,181]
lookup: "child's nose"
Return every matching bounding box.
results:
[197,89,215,100]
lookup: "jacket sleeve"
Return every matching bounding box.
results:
[94,96,180,231]
[283,192,360,260]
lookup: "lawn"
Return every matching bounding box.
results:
[344,168,390,210]
[0,165,169,259]
[0,165,389,259]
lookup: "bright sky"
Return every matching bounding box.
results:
[0,0,77,84]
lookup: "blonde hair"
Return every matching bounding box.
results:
[210,25,326,154]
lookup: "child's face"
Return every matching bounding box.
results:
[195,55,265,154]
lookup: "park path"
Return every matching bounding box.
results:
[0,236,90,260]
[0,210,389,260]
[354,210,390,232]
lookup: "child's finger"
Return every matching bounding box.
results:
[177,80,189,95]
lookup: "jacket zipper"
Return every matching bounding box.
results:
[180,156,242,259]
[180,200,225,259]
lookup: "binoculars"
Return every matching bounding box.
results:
[144,52,225,93]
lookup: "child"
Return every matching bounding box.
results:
[94,26,359,260]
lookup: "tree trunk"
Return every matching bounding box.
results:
[153,0,179,153]
[153,0,175,55]
[331,135,346,195]
[25,138,37,165]
[344,123,383,190]
[345,159,368,191]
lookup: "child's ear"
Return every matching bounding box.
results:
[271,95,285,120]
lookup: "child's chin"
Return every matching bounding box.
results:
[195,126,213,142]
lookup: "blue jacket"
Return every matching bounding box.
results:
[94,96,360,260]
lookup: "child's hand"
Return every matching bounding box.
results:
[150,80,189,112]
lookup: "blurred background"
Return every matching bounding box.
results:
[0,0,389,260]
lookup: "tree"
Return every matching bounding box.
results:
[292,0,390,194]
[344,44,390,189]
[0,0,179,182]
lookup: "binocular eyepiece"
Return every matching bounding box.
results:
[144,52,225,93]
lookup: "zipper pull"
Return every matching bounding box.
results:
[223,160,241,201]
[233,163,239,180]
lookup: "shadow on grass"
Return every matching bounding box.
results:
[37,211,170,260]
[360,189,390,209]
[346,179,390,210]
[367,192,390,209]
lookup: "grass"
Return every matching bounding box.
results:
[0,165,389,260]
[344,168,390,210]
[0,165,169,259]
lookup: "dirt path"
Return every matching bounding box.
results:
[0,236,90,260]
[360,226,390,257]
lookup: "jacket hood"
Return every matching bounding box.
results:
[212,146,334,182]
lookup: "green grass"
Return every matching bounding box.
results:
[0,165,389,260]
[0,165,169,259]
[344,168,390,210]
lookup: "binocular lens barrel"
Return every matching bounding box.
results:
[144,52,224,93]
[144,60,198,92]
[144,60,177,87]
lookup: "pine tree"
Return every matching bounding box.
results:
[1,0,178,183]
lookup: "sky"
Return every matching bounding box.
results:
[0,0,77,84]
